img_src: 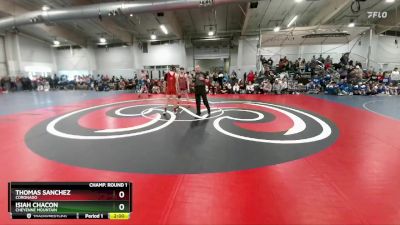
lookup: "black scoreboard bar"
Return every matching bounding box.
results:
[8,182,132,220]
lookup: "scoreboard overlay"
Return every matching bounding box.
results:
[8,182,132,220]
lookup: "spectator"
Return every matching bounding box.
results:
[299,58,306,73]
[225,82,232,94]
[220,84,228,94]
[318,54,325,64]
[218,71,224,87]
[230,70,237,81]
[281,78,288,93]
[267,57,274,67]
[262,79,272,94]
[273,79,283,94]
[239,79,246,93]
[246,81,255,94]
[340,53,349,66]
[325,55,332,69]
[377,69,384,83]
[232,82,240,94]
[247,70,255,83]
[391,67,400,85]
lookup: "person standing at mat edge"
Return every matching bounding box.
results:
[194,65,211,118]
[163,66,179,115]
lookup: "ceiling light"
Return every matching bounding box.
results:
[295,0,303,2]
[151,34,157,40]
[130,14,133,17]
[287,15,298,28]
[386,0,395,3]
[99,37,107,43]
[160,24,168,35]
[53,40,60,46]
[348,22,355,28]
[42,5,50,11]
[273,26,280,32]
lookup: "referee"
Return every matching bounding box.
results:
[193,65,211,117]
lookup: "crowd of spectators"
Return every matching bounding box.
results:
[0,74,143,93]
[205,53,400,96]
[1,53,399,96]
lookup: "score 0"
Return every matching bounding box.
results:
[116,190,128,211]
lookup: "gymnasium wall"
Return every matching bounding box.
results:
[195,58,226,72]
[1,31,399,77]
[373,35,400,70]
[55,41,187,78]
[95,46,134,77]
[140,41,186,67]
[18,34,56,75]
[56,47,96,76]
[186,48,194,71]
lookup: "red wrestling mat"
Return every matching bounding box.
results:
[1,94,400,224]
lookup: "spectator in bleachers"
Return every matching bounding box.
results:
[232,82,240,94]
[247,70,255,84]
[377,69,384,83]
[281,78,288,93]
[272,78,283,94]
[278,56,289,72]
[318,54,325,64]
[325,55,332,69]
[262,79,272,94]
[267,57,273,67]
[239,79,246,93]
[1,54,399,98]
[225,82,232,94]
[220,84,228,94]
[246,81,255,94]
[217,71,224,87]
[391,68,400,85]
[310,55,318,70]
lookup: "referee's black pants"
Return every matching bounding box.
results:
[194,85,211,115]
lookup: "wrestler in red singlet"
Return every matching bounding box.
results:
[165,71,177,96]
[163,66,179,115]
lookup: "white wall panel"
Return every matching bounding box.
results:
[56,47,96,74]
[194,46,230,60]
[141,41,186,67]
[95,46,134,77]
[19,35,53,64]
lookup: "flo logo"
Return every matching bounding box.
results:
[367,11,388,19]
[25,98,338,174]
